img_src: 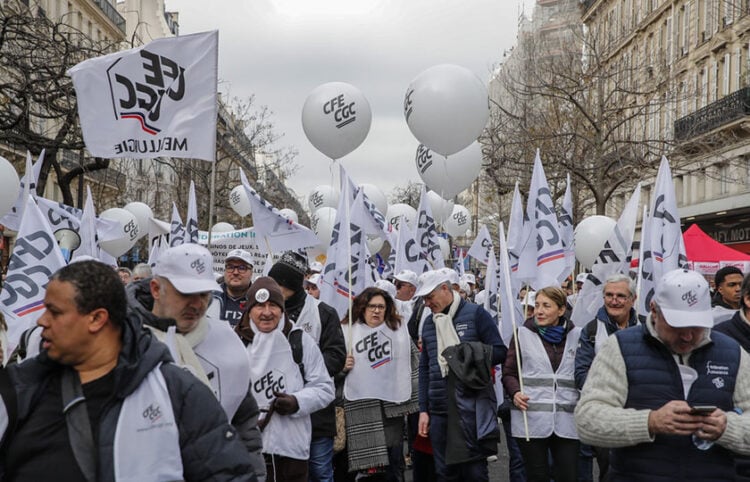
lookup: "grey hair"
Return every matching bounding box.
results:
[604,272,636,297]
[132,263,152,279]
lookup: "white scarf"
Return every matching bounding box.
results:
[246,316,304,410]
[114,363,183,482]
[433,291,462,377]
[343,320,411,403]
[295,295,322,343]
[148,317,211,388]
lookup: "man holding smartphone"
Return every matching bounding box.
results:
[575,269,750,481]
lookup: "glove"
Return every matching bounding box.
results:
[273,391,299,415]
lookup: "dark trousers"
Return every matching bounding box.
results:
[407,412,436,482]
[265,453,308,482]
[516,435,579,482]
[498,401,526,482]
[430,413,489,482]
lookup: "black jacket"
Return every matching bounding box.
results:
[0,296,255,481]
[284,288,346,438]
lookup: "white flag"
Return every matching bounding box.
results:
[468,225,494,265]
[68,31,218,161]
[456,248,466,277]
[240,170,319,253]
[1,197,66,349]
[339,165,389,238]
[638,157,688,318]
[391,216,421,275]
[507,181,528,295]
[70,186,98,261]
[169,203,186,247]
[320,187,370,318]
[186,181,199,244]
[414,185,445,272]
[571,183,641,326]
[559,174,575,278]
[498,222,524,345]
[0,150,44,231]
[524,150,568,290]
[148,235,166,268]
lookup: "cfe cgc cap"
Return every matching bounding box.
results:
[225,249,254,267]
[653,269,712,328]
[153,244,221,294]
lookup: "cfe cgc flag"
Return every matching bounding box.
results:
[67,31,218,161]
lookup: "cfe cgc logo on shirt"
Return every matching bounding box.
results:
[254,369,286,400]
[142,403,162,424]
[355,330,392,369]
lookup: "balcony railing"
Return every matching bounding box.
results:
[674,87,750,141]
[91,0,126,34]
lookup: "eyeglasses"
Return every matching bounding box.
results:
[225,265,250,273]
[366,304,386,312]
[604,292,631,301]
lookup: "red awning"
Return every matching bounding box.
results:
[683,224,750,262]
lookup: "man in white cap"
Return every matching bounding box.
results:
[416,269,506,480]
[126,243,265,479]
[304,273,321,299]
[576,269,750,480]
[214,249,255,326]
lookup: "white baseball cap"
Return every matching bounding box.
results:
[225,249,254,267]
[474,289,487,305]
[394,269,418,286]
[576,273,587,284]
[415,270,452,297]
[440,267,460,286]
[153,244,221,294]
[461,273,476,285]
[309,261,324,273]
[522,291,536,307]
[305,273,321,287]
[653,269,712,328]
[374,279,397,299]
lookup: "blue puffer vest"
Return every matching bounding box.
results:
[610,324,740,481]
[421,300,482,414]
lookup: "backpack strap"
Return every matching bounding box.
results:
[288,330,306,382]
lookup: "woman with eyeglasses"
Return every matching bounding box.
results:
[502,286,582,482]
[338,287,419,481]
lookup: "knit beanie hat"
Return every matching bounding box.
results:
[245,277,285,311]
[268,251,308,292]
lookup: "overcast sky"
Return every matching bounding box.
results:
[164,0,532,211]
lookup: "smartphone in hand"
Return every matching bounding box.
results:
[690,405,717,415]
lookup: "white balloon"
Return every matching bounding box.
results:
[574,215,617,270]
[99,208,139,257]
[123,202,152,240]
[0,156,20,218]
[308,185,339,213]
[212,222,235,232]
[229,185,251,217]
[278,208,299,224]
[311,207,338,247]
[416,142,482,200]
[437,236,450,260]
[302,82,372,159]
[385,204,417,231]
[366,234,384,254]
[404,64,489,156]
[444,205,472,238]
[359,183,388,215]
[426,190,454,226]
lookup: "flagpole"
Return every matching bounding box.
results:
[207,155,217,249]
[500,222,530,441]
[347,183,354,353]
[636,206,647,299]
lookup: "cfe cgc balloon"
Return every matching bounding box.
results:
[366,234,384,255]
[311,207,337,247]
[404,64,489,156]
[278,208,299,224]
[443,205,472,238]
[0,156,20,218]
[229,185,252,217]
[416,142,482,200]
[308,185,339,213]
[385,203,417,231]
[99,208,140,257]
[359,183,388,216]
[212,222,235,232]
[123,202,153,240]
[574,215,617,270]
[302,82,372,159]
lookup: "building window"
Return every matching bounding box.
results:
[719,164,730,195]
